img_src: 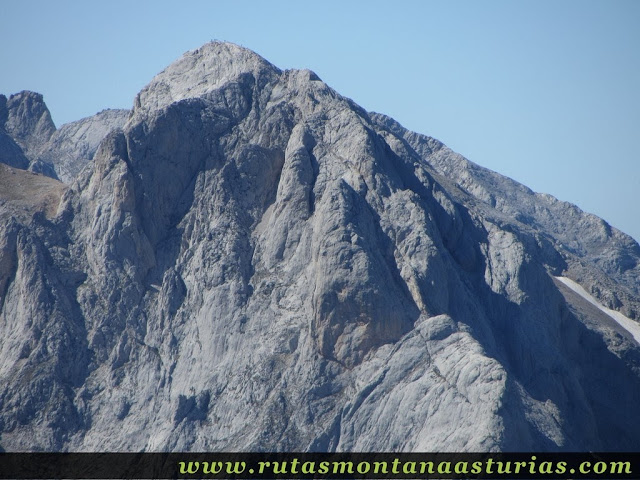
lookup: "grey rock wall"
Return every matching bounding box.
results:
[0,42,638,452]
[0,91,129,183]
[38,109,130,183]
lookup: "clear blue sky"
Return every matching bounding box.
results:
[2,0,639,242]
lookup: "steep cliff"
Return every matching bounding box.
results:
[38,109,129,183]
[0,42,638,452]
[0,91,129,182]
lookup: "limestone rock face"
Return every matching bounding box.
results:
[0,93,41,170]
[3,91,56,160]
[0,42,639,452]
[0,92,129,182]
[38,109,130,183]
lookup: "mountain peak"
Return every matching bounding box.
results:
[8,90,45,103]
[3,90,56,158]
[133,41,281,117]
[1,42,639,452]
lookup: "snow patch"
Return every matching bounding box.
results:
[555,276,640,345]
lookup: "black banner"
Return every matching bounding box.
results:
[0,452,639,479]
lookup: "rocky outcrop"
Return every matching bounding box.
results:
[3,91,56,160]
[38,109,130,183]
[0,92,129,183]
[0,94,37,170]
[0,42,639,452]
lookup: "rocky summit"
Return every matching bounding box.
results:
[0,42,639,452]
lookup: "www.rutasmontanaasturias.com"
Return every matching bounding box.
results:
[177,455,633,477]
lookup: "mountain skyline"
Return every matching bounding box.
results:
[1,41,639,451]
[1,0,638,243]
